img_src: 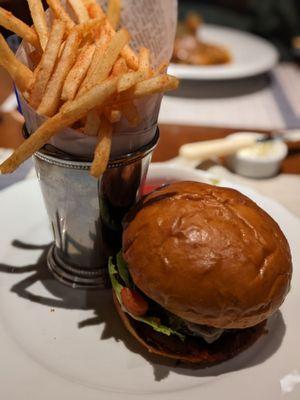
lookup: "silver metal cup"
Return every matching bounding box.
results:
[33,130,159,289]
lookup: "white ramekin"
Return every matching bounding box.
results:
[226,132,288,178]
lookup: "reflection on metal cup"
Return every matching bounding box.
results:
[33,129,159,289]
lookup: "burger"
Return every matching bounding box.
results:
[109,181,292,365]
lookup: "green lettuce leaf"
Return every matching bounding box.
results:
[134,315,185,341]
[108,258,123,302]
[108,256,185,341]
[116,252,131,287]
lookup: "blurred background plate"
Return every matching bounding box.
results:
[169,24,279,80]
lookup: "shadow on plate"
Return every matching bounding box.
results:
[0,239,286,383]
[167,73,271,99]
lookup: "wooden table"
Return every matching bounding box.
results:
[155,125,300,175]
[1,116,300,175]
[0,66,299,174]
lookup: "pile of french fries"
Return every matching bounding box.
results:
[0,0,179,177]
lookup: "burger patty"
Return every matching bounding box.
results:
[128,311,267,365]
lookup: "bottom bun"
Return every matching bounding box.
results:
[113,293,267,365]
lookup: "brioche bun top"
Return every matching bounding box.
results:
[123,181,292,329]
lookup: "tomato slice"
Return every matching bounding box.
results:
[121,287,149,317]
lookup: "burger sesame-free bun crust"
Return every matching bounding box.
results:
[113,293,267,365]
[123,181,292,329]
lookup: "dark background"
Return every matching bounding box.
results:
[1,0,300,59]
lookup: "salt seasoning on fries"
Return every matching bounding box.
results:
[0,7,40,49]
[46,0,75,31]
[86,1,139,70]
[1,78,119,174]
[107,0,121,30]
[38,28,81,116]
[68,0,90,23]
[79,28,130,95]
[62,43,95,101]
[27,0,49,50]
[84,0,104,20]
[0,0,179,178]
[90,117,113,177]
[29,19,66,109]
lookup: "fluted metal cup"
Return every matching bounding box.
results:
[33,130,159,289]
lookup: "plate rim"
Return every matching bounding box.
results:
[169,23,279,81]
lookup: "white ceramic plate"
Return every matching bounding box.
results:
[0,164,299,400]
[168,24,279,80]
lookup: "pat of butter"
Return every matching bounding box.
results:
[238,141,283,159]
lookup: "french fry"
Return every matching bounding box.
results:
[62,43,95,101]
[67,0,89,23]
[83,0,105,18]
[107,23,138,70]
[79,28,130,95]
[27,0,48,50]
[85,2,138,70]
[104,107,122,123]
[155,60,168,75]
[0,34,34,92]
[77,30,112,95]
[133,74,179,98]
[0,7,40,49]
[90,117,112,178]
[29,19,66,109]
[121,45,139,71]
[75,18,105,38]
[111,57,128,76]
[83,108,101,136]
[38,29,81,116]
[139,47,151,76]
[0,77,119,174]
[117,70,145,92]
[46,0,75,31]
[107,0,121,30]
[110,74,179,106]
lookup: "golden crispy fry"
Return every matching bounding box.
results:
[107,0,121,30]
[121,46,139,71]
[67,0,89,23]
[0,78,119,174]
[133,74,179,98]
[29,19,66,109]
[79,28,130,95]
[78,30,112,95]
[104,107,122,123]
[85,1,105,19]
[121,101,140,126]
[138,47,151,76]
[111,57,128,76]
[75,17,104,38]
[0,7,40,49]
[156,60,168,75]
[85,2,138,70]
[84,109,101,136]
[27,0,48,50]
[38,29,81,116]
[62,43,95,101]
[45,0,75,31]
[107,21,138,70]
[0,34,34,92]
[111,74,179,106]
[90,117,112,178]
[117,70,145,92]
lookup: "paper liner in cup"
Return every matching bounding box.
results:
[16,0,178,158]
